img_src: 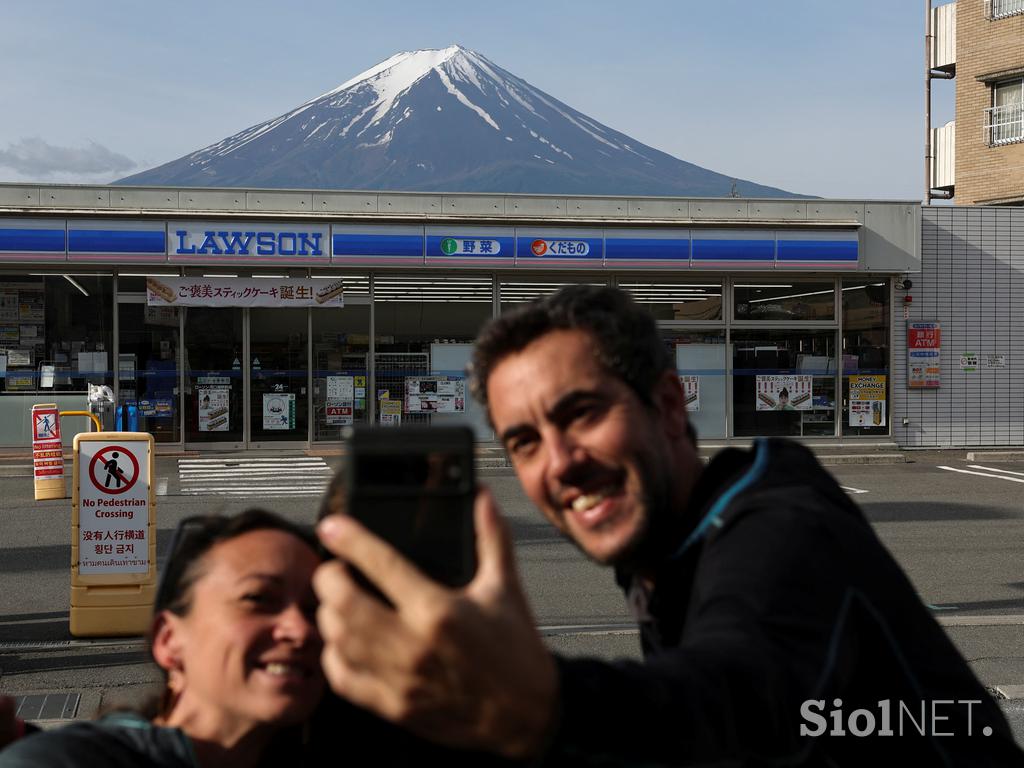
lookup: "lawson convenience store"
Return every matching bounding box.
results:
[0,186,919,449]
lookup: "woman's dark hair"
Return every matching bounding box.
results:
[134,509,320,721]
[469,285,696,442]
[156,508,319,618]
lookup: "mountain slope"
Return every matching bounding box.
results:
[116,45,802,197]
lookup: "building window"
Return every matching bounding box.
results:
[986,79,1024,146]
[988,0,1024,20]
[733,281,835,321]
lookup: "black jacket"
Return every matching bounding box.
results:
[549,439,1022,766]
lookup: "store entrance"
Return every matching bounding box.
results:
[183,307,309,449]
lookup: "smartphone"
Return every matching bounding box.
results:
[342,425,476,588]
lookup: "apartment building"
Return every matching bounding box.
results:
[928,0,1024,204]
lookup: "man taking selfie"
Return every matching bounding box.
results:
[314,285,1021,765]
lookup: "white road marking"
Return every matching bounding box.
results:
[968,465,1024,478]
[937,465,1024,483]
[178,457,333,497]
[840,485,869,494]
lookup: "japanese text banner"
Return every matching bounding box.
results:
[146,277,344,308]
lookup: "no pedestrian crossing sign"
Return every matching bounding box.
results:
[76,438,151,575]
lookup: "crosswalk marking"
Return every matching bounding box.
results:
[936,465,1024,484]
[178,456,333,498]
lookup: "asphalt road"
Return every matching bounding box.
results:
[0,449,1022,743]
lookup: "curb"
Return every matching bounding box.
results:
[816,453,908,466]
[966,451,1024,463]
[995,685,1024,700]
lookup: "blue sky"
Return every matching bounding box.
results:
[0,0,950,199]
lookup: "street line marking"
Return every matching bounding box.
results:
[968,465,1024,477]
[937,465,1024,483]
[178,457,328,463]
[177,456,332,497]
[537,622,638,635]
[840,485,869,494]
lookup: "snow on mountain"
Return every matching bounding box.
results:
[116,45,801,197]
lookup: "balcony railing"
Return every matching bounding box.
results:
[986,103,1024,145]
[987,0,1024,19]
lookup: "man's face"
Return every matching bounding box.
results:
[486,328,690,566]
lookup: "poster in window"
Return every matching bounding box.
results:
[405,376,465,413]
[379,398,402,427]
[198,387,230,432]
[263,393,296,430]
[755,375,812,411]
[326,375,354,426]
[0,293,16,323]
[848,375,886,427]
[19,293,44,322]
[7,349,31,367]
[679,375,700,412]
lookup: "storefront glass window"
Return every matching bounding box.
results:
[732,329,836,437]
[0,275,113,394]
[842,280,890,436]
[312,275,370,442]
[373,275,493,438]
[619,281,723,321]
[117,302,180,442]
[499,278,608,313]
[733,282,835,321]
[662,329,727,439]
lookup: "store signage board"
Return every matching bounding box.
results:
[32,403,65,500]
[606,231,690,268]
[332,225,425,266]
[76,439,151,576]
[71,432,156,637]
[146,277,343,308]
[425,226,514,266]
[515,229,604,268]
[169,222,329,264]
[69,221,167,263]
[907,322,941,388]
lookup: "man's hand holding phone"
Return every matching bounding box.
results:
[313,488,559,760]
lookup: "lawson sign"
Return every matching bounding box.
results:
[169,222,329,263]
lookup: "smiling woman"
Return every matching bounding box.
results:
[0,510,326,768]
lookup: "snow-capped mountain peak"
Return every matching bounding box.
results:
[116,46,800,198]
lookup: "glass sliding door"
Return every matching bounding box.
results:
[249,307,309,446]
[731,329,837,437]
[117,301,181,443]
[184,307,244,447]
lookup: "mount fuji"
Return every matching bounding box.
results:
[116,45,800,197]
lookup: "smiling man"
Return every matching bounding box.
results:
[314,285,1021,765]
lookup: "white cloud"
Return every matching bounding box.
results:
[0,137,136,179]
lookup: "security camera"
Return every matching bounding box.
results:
[898,278,913,290]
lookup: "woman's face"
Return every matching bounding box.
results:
[157,529,324,732]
